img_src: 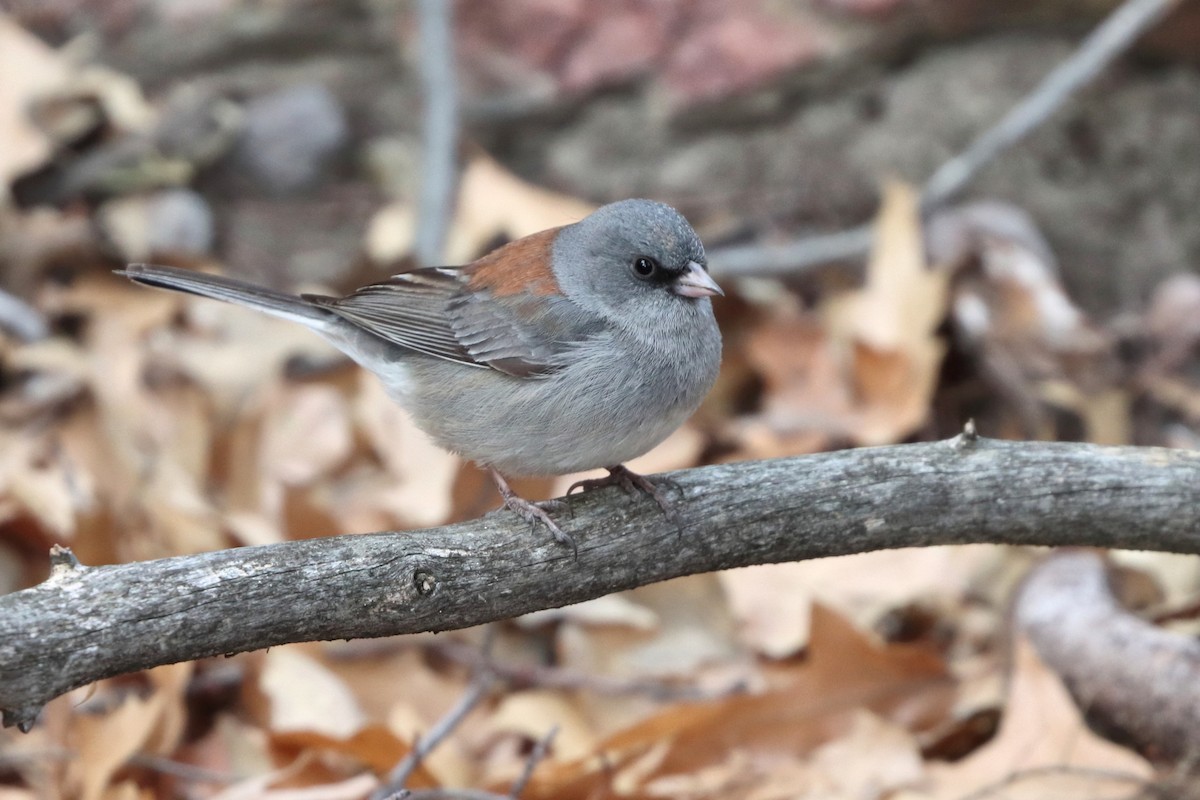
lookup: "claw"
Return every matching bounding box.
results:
[567,465,681,525]
[488,469,577,556]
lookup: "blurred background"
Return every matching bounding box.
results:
[1,0,1199,798]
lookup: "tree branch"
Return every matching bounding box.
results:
[4,435,1200,731]
[413,0,459,266]
[1017,551,1200,767]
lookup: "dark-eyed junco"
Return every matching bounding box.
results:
[117,199,723,548]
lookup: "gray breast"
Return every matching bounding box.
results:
[404,306,721,476]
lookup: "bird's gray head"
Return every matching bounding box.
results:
[551,199,722,321]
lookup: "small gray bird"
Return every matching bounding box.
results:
[118,199,723,548]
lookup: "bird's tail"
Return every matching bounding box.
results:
[117,264,334,328]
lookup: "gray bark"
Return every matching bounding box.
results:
[1017,551,1200,766]
[3,434,1200,731]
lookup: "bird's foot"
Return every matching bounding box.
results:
[568,465,680,521]
[489,470,576,555]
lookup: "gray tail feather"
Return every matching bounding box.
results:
[117,264,333,327]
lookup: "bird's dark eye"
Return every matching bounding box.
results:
[632,257,659,279]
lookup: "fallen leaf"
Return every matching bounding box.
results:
[0,432,81,538]
[518,593,659,631]
[68,664,194,800]
[824,179,949,445]
[921,637,1153,800]
[260,384,353,487]
[488,690,597,762]
[0,17,72,194]
[719,546,1002,657]
[742,181,950,450]
[353,373,458,527]
[809,710,925,798]
[521,605,954,800]
[258,648,366,739]
[271,725,412,776]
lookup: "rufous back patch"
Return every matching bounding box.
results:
[465,228,562,297]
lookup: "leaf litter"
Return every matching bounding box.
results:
[0,29,1190,800]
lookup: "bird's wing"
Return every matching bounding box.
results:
[304,267,479,366]
[304,266,600,377]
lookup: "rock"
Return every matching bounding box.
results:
[228,84,349,196]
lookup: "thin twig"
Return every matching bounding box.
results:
[373,630,498,800]
[0,748,237,786]
[1150,594,1200,625]
[0,746,73,768]
[953,764,1156,800]
[403,791,507,800]
[507,725,557,800]
[708,0,1182,279]
[414,0,459,266]
[128,753,239,785]
[707,225,873,280]
[0,288,49,342]
[923,0,1180,209]
[410,637,745,702]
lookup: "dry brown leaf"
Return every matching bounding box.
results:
[738,758,821,800]
[259,647,366,739]
[68,664,194,800]
[921,637,1153,800]
[823,180,949,445]
[384,703,473,787]
[720,546,1002,658]
[808,710,925,798]
[260,385,353,487]
[642,750,762,799]
[522,605,953,800]
[365,152,595,265]
[208,714,275,783]
[517,593,659,631]
[0,789,38,800]
[850,182,947,354]
[488,690,597,762]
[316,645,476,785]
[446,153,597,264]
[741,181,949,452]
[99,781,153,800]
[207,751,336,800]
[141,662,193,758]
[740,313,848,454]
[559,576,741,680]
[163,296,339,415]
[353,374,458,527]
[1108,550,1200,609]
[244,774,378,800]
[0,432,81,538]
[270,725,413,777]
[1037,381,1131,445]
[0,17,72,195]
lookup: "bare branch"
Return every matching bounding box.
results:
[373,630,497,799]
[952,765,1154,800]
[3,437,1200,731]
[401,637,742,702]
[414,0,459,266]
[708,0,1183,279]
[507,725,557,800]
[1017,550,1200,768]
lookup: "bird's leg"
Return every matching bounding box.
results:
[488,469,576,555]
[567,465,679,519]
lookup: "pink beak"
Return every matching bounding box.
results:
[672,261,724,298]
